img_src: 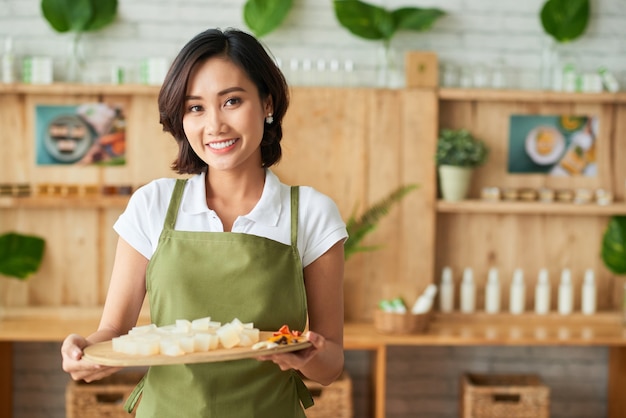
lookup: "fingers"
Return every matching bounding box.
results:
[61,334,120,382]
[257,331,326,370]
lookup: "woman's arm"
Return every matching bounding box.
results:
[258,240,345,385]
[61,237,148,382]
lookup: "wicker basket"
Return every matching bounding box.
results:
[66,370,352,417]
[304,371,353,418]
[460,373,550,418]
[373,309,431,334]
[66,371,145,418]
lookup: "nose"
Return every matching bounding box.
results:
[203,107,226,136]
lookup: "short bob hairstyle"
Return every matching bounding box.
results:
[158,28,289,174]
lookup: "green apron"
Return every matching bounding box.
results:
[125,179,313,417]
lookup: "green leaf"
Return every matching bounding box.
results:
[42,0,88,32]
[243,0,293,38]
[344,184,418,261]
[0,233,46,280]
[41,0,117,33]
[392,7,446,32]
[333,0,395,41]
[602,216,626,275]
[84,0,118,31]
[540,0,589,43]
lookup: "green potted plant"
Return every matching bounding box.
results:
[344,183,418,261]
[333,0,445,87]
[243,0,293,38]
[436,129,488,201]
[601,216,626,322]
[0,232,46,280]
[40,0,119,82]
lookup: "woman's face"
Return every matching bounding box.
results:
[183,56,272,172]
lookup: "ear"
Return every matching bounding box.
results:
[264,95,274,115]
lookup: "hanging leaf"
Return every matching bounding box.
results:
[333,0,445,42]
[0,233,46,280]
[344,184,418,261]
[540,0,589,43]
[41,0,117,33]
[333,0,394,41]
[243,0,293,38]
[392,7,446,32]
[84,0,118,31]
[601,216,626,275]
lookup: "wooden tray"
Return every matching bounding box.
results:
[84,331,310,367]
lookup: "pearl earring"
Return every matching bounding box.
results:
[265,114,274,124]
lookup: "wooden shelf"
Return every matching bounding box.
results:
[0,195,129,209]
[438,87,626,104]
[0,82,160,96]
[2,307,625,347]
[437,199,626,216]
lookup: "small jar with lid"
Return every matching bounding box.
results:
[481,187,501,202]
[519,188,538,202]
[574,188,593,204]
[555,189,574,203]
[538,188,555,203]
[595,189,613,205]
[502,188,519,201]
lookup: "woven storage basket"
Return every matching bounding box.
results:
[67,370,352,417]
[460,373,550,418]
[304,371,353,418]
[373,309,431,334]
[66,371,145,418]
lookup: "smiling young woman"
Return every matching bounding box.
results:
[61,28,348,418]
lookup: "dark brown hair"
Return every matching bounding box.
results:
[158,28,289,174]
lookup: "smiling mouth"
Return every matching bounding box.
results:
[208,139,237,150]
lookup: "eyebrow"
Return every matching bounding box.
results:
[185,86,247,101]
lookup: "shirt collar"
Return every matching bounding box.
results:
[181,169,282,227]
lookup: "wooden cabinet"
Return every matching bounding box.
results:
[435,88,626,314]
[2,83,626,418]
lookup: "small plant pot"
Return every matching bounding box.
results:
[438,165,473,201]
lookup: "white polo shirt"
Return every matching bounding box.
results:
[113,169,347,268]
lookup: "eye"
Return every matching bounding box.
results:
[224,97,241,107]
[187,104,203,113]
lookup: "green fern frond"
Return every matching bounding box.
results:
[344,183,418,260]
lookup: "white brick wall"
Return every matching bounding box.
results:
[1,0,625,88]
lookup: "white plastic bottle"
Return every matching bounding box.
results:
[439,267,454,313]
[2,37,15,84]
[485,267,500,314]
[411,284,438,314]
[581,269,596,315]
[534,268,551,315]
[509,268,525,314]
[460,267,476,313]
[558,269,573,315]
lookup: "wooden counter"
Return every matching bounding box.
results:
[2,309,626,418]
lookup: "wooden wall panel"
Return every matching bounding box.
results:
[1,86,436,323]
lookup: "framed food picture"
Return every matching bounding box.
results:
[36,103,126,166]
[507,114,598,176]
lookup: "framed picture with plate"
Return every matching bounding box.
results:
[507,114,598,176]
[36,103,126,166]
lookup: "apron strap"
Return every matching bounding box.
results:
[290,186,299,246]
[162,179,188,231]
[123,374,146,413]
[293,371,315,409]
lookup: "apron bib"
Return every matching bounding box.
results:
[125,179,312,417]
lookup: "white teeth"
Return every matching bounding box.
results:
[208,139,236,150]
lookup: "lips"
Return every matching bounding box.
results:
[207,138,237,150]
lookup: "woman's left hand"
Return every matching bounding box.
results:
[256,330,325,371]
